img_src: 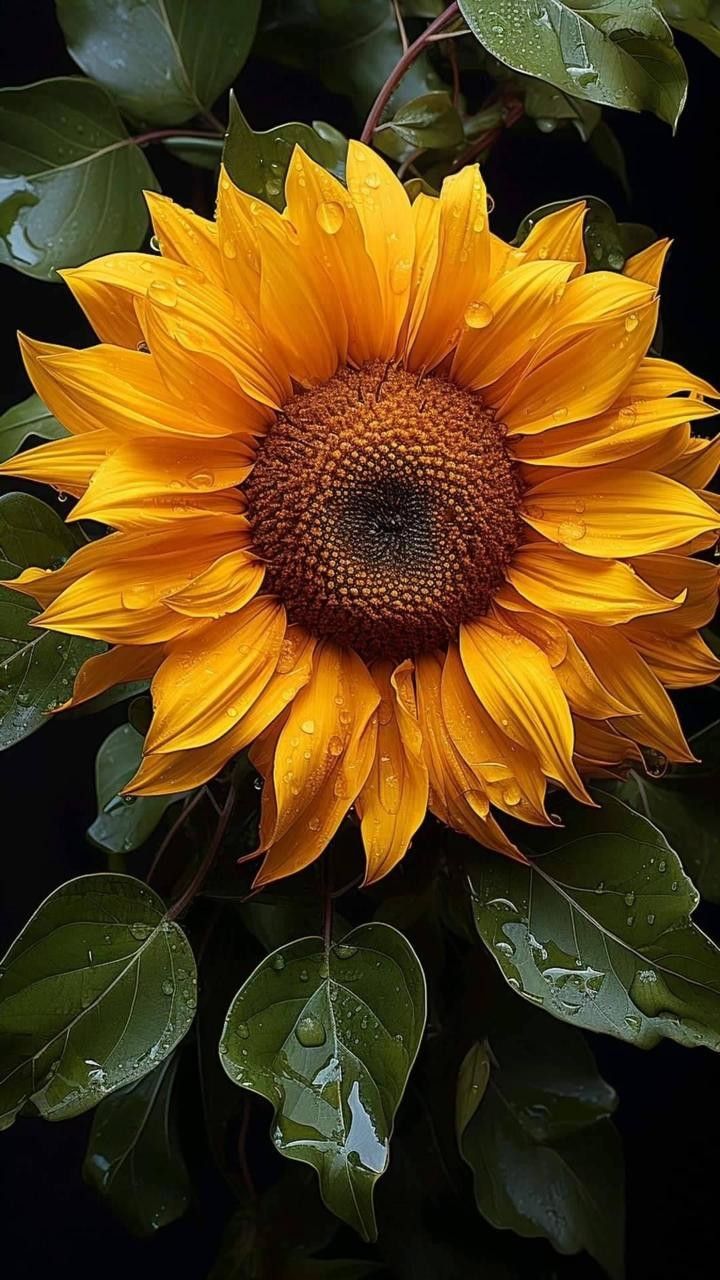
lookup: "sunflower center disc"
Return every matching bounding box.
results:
[244,362,523,662]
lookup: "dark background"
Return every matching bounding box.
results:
[1,4,719,1277]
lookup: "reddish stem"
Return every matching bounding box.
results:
[360,2,461,144]
[132,126,223,148]
[167,782,236,920]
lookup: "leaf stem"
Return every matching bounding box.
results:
[146,786,209,885]
[360,1,461,144]
[167,782,236,920]
[131,126,224,149]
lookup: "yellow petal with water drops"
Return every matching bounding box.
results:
[451,259,574,391]
[59,268,144,349]
[520,201,587,273]
[626,356,720,401]
[573,717,644,769]
[569,622,695,763]
[502,300,659,435]
[60,642,165,711]
[406,164,490,370]
[284,147,385,366]
[0,428,115,496]
[415,651,526,860]
[145,190,224,287]
[441,643,549,825]
[459,616,588,803]
[165,548,263,618]
[215,165,279,320]
[630,552,719,632]
[146,596,286,753]
[621,622,720,688]
[623,237,671,290]
[19,336,108,436]
[506,542,681,624]
[357,659,429,884]
[522,468,720,556]
[514,396,718,469]
[663,431,720,489]
[125,628,316,796]
[253,642,380,886]
[345,140,414,358]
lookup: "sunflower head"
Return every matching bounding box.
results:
[3,141,719,886]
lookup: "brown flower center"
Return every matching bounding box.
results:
[244,362,523,662]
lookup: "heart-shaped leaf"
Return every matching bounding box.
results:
[0,77,157,280]
[219,922,427,1240]
[223,94,347,210]
[56,0,261,125]
[0,394,68,463]
[83,1051,190,1235]
[463,791,720,1049]
[0,493,103,749]
[88,723,188,855]
[0,873,196,1127]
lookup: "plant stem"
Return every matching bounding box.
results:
[132,126,224,149]
[167,782,236,920]
[360,1,461,144]
[146,786,209,885]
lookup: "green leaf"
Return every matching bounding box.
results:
[83,1052,190,1235]
[458,0,688,128]
[660,1,720,56]
[464,791,720,1050]
[457,1004,623,1279]
[223,93,347,211]
[0,493,103,749]
[88,723,188,855]
[161,135,224,171]
[0,873,197,1128]
[524,79,601,139]
[0,393,68,463]
[56,0,261,125]
[259,0,440,117]
[515,195,654,271]
[376,91,464,151]
[0,77,157,281]
[455,1041,491,1142]
[589,119,631,196]
[219,922,427,1241]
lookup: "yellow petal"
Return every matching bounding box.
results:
[573,717,643,768]
[459,616,588,802]
[253,642,380,886]
[630,552,719,632]
[165,548,263,618]
[60,642,165,710]
[145,190,224,286]
[520,201,586,274]
[623,237,671,290]
[356,659,429,884]
[59,269,144,348]
[406,164,490,370]
[0,429,115,495]
[513,397,717,468]
[621,623,720,688]
[146,596,286,753]
[522,469,719,556]
[626,356,719,401]
[506,542,681,624]
[664,432,720,489]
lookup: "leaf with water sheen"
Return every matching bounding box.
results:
[83,1052,190,1235]
[0,77,157,280]
[0,873,197,1128]
[457,1005,623,1279]
[660,0,720,56]
[0,393,68,463]
[0,492,103,749]
[56,0,261,125]
[88,723,188,855]
[375,91,464,151]
[465,791,720,1049]
[458,0,688,129]
[219,922,427,1240]
[223,94,347,211]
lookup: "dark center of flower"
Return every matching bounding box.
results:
[243,362,523,662]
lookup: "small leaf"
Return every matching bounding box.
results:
[0,873,197,1128]
[88,723,188,855]
[83,1052,190,1235]
[464,791,720,1050]
[161,135,224,171]
[455,1041,491,1142]
[56,0,261,125]
[376,91,464,151]
[0,77,157,280]
[219,923,427,1241]
[457,1001,623,1279]
[0,394,68,463]
[223,93,347,211]
[0,493,103,749]
[659,0,720,56]
[458,0,688,128]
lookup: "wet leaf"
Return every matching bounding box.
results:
[457,1003,623,1279]
[83,1052,190,1235]
[0,493,103,749]
[524,79,601,139]
[219,922,427,1240]
[458,0,688,129]
[259,0,440,117]
[0,873,197,1128]
[88,723,188,855]
[376,91,464,151]
[161,135,224,171]
[660,1,720,56]
[465,791,720,1050]
[56,0,261,125]
[515,195,654,271]
[455,1041,491,1141]
[0,393,67,463]
[0,77,157,280]
[223,93,347,211]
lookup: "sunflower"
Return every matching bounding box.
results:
[3,143,719,886]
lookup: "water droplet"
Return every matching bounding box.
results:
[271,953,285,972]
[236,1021,250,1040]
[625,312,639,333]
[365,173,381,190]
[464,300,493,329]
[495,940,515,957]
[301,718,315,735]
[308,816,321,831]
[558,519,587,543]
[129,922,152,941]
[390,258,412,294]
[161,980,174,996]
[188,469,214,488]
[295,1015,326,1047]
[327,734,343,757]
[624,891,636,907]
[335,944,358,960]
[315,201,345,235]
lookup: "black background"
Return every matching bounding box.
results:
[1,4,719,1277]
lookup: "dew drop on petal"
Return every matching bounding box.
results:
[464,300,493,329]
[316,201,345,235]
